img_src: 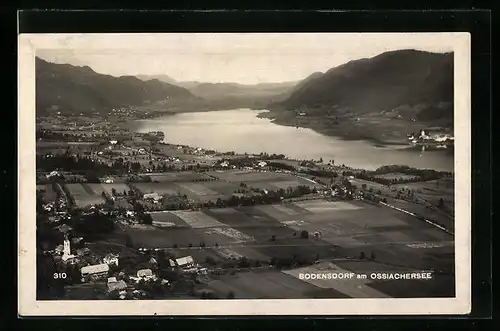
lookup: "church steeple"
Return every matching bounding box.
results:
[62,234,74,262]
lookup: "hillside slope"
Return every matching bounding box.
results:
[263,50,454,144]
[272,50,454,124]
[36,58,199,114]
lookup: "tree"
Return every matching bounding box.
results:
[300,230,309,239]
[205,256,216,265]
[362,183,367,190]
[360,251,366,259]
[370,252,376,260]
[111,188,117,196]
[238,257,250,268]
[227,291,235,299]
[270,235,276,242]
[141,213,153,225]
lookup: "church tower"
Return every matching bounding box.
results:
[62,234,75,262]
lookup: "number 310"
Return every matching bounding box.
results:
[53,272,67,279]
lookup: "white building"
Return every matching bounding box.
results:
[46,170,60,179]
[175,256,195,269]
[143,192,162,202]
[258,161,267,168]
[107,279,127,293]
[61,237,75,262]
[137,268,156,281]
[81,263,110,282]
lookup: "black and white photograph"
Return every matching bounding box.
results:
[18,32,471,316]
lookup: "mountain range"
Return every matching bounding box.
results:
[36,58,200,115]
[36,50,454,132]
[270,50,454,125]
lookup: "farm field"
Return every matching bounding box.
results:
[128,195,454,298]
[65,183,106,207]
[89,183,131,196]
[140,171,213,182]
[133,182,181,196]
[374,173,419,180]
[207,269,348,299]
[131,181,235,203]
[207,169,299,184]
[392,179,454,213]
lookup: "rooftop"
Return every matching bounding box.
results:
[81,263,110,275]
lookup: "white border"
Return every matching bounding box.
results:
[18,33,471,316]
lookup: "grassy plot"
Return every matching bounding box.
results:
[207,269,337,299]
[65,183,105,207]
[133,182,181,196]
[125,226,205,248]
[99,183,131,195]
[143,171,213,182]
[374,173,420,180]
[150,211,191,228]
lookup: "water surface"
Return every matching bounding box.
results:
[130,109,454,172]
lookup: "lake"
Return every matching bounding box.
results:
[130,109,454,172]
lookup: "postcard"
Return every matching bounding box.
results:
[18,32,471,316]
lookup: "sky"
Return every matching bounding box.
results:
[35,33,457,84]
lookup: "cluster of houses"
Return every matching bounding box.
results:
[75,250,204,299]
[407,129,454,145]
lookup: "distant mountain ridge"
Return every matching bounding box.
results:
[136,75,297,100]
[270,49,454,126]
[36,58,199,114]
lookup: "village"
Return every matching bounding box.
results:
[36,111,456,300]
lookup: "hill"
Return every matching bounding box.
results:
[135,74,178,85]
[136,75,297,109]
[264,50,454,144]
[36,58,199,115]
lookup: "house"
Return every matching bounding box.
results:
[104,178,114,184]
[258,161,267,168]
[220,161,229,168]
[109,140,118,145]
[143,192,162,202]
[81,263,110,282]
[137,268,155,281]
[107,280,127,293]
[46,170,60,178]
[103,253,119,266]
[175,256,195,269]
